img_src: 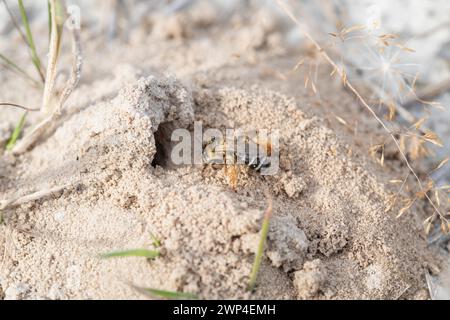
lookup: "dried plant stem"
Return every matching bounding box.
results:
[248,190,273,292]
[404,77,450,108]
[0,184,70,211]
[10,113,53,154]
[57,28,82,111]
[41,0,60,115]
[432,165,450,184]
[12,16,83,155]
[274,0,446,221]
[0,103,39,112]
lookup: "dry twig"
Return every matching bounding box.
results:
[0,184,71,211]
[404,77,450,108]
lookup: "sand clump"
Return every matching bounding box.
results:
[0,70,439,299]
[293,259,327,299]
[267,215,309,272]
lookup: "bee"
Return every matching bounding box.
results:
[202,132,273,190]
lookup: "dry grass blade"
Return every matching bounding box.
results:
[0,184,70,211]
[55,0,65,54]
[274,0,446,222]
[428,158,449,177]
[404,77,450,108]
[397,198,416,219]
[413,117,427,130]
[423,131,443,147]
[423,215,435,236]
[0,103,39,111]
[41,0,61,115]
[17,0,45,82]
[436,158,449,171]
[425,272,438,300]
[248,189,273,292]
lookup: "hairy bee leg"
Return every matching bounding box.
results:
[225,164,239,191]
[234,165,240,190]
[223,165,230,188]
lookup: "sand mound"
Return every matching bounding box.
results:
[0,66,437,299]
[0,2,443,300]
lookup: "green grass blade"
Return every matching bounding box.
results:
[248,196,273,292]
[47,0,51,41]
[18,0,45,82]
[100,249,160,259]
[0,53,40,86]
[54,0,64,54]
[6,112,27,151]
[134,287,198,300]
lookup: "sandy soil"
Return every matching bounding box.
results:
[0,2,444,300]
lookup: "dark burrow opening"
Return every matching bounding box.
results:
[151,122,174,168]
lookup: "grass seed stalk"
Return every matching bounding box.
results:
[274,0,447,224]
